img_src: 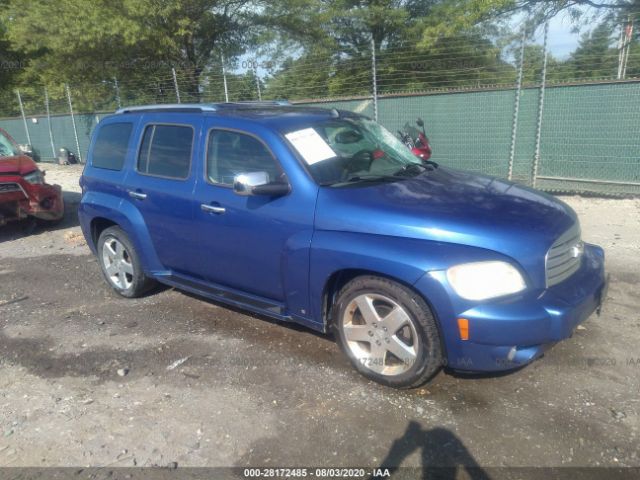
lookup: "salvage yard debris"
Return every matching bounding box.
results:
[167,357,190,371]
[63,230,87,247]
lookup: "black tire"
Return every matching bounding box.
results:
[97,226,155,298]
[333,275,442,389]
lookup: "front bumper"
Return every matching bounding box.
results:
[415,244,607,372]
[0,176,64,224]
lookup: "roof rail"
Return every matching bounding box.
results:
[115,104,218,114]
[115,100,292,114]
[216,100,292,107]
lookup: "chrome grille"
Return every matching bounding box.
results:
[0,182,26,196]
[546,223,583,287]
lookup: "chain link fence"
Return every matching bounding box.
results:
[293,80,640,196]
[1,23,639,195]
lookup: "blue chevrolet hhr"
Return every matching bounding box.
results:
[78,102,607,388]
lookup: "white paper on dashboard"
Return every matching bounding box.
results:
[285,128,336,165]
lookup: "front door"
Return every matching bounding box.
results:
[190,124,314,303]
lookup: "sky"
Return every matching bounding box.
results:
[545,9,606,59]
[529,5,616,60]
[548,13,583,58]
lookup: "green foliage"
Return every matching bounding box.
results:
[204,69,265,102]
[0,0,21,116]
[567,23,618,80]
[2,0,254,111]
[264,52,334,100]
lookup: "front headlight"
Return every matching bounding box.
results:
[446,261,526,301]
[23,170,44,184]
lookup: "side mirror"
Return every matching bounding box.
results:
[233,171,290,197]
[416,118,424,127]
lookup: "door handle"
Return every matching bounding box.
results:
[128,191,147,200]
[201,204,226,214]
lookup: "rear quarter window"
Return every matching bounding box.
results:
[92,123,133,170]
[137,124,193,179]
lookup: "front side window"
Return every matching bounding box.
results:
[137,125,193,179]
[0,130,19,158]
[284,117,428,186]
[207,130,281,186]
[92,123,133,170]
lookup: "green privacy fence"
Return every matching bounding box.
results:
[0,111,100,164]
[1,80,639,195]
[298,80,640,195]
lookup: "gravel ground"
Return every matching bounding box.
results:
[0,164,639,471]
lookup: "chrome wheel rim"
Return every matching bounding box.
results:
[342,293,419,376]
[101,237,134,290]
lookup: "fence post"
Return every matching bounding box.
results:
[617,22,625,79]
[65,84,83,163]
[532,22,549,188]
[507,26,526,181]
[253,62,262,101]
[622,19,633,79]
[221,53,229,102]
[371,36,379,122]
[114,77,122,109]
[44,87,56,159]
[172,68,181,103]
[16,90,32,146]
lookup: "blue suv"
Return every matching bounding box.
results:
[79,102,607,388]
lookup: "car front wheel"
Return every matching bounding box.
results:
[333,275,442,388]
[97,226,155,298]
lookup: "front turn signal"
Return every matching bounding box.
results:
[457,318,469,341]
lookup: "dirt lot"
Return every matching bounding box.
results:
[0,164,639,472]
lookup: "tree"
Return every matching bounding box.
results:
[568,23,618,79]
[264,52,333,99]
[508,44,566,84]
[2,0,255,109]
[417,0,639,46]
[262,0,520,98]
[0,0,22,116]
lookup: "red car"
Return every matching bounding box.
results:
[0,127,64,226]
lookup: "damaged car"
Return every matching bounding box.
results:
[0,127,64,227]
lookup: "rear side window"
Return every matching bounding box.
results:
[137,125,193,179]
[92,123,133,170]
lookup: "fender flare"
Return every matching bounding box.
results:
[79,192,165,274]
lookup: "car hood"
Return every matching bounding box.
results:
[315,166,578,286]
[0,154,38,176]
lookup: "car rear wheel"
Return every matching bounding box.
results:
[97,226,155,298]
[333,275,442,388]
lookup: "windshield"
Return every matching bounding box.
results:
[285,117,430,186]
[0,130,19,158]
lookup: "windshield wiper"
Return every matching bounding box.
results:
[395,163,425,175]
[347,174,408,183]
[325,174,407,186]
[321,175,409,187]
[326,162,439,186]
[393,161,437,177]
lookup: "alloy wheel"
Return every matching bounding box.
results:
[342,293,419,376]
[101,236,134,290]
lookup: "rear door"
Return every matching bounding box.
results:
[123,114,201,274]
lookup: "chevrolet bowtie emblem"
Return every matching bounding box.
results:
[570,241,585,258]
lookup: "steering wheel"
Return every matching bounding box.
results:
[351,148,372,160]
[351,149,375,171]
